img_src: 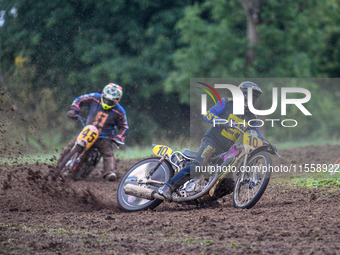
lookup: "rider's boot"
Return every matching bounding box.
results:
[103,172,117,181]
[102,155,116,182]
[157,184,173,201]
[157,164,191,201]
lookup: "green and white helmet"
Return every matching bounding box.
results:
[101,83,123,110]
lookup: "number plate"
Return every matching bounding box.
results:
[76,125,99,150]
[152,145,173,157]
[243,133,263,150]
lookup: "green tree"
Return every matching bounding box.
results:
[0,0,198,147]
[165,0,340,102]
[165,0,340,140]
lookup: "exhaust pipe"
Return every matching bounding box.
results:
[124,184,165,200]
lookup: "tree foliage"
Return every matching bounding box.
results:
[166,0,340,101]
[0,0,339,151]
[0,0,196,148]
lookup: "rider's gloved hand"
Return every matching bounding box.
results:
[67,109,78,119]
[112,136,124,146]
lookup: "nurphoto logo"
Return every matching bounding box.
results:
[198,82,312,128]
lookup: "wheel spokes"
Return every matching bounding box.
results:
[235,155,267,206]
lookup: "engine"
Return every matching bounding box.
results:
[176,178,209,197]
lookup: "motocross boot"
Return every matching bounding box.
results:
[103,172,117,182]
[156,184,173,201]
[102,155,116,182]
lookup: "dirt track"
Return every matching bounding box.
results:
[1,146,340,254]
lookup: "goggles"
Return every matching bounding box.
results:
[103,97,117,106]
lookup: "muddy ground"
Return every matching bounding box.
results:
[1,145,340,254]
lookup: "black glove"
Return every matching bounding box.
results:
[67,109,78,119]
[112,136,124,145]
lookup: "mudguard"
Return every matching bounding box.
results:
[249,144,280,158]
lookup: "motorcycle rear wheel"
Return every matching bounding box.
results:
[117,157,174,211]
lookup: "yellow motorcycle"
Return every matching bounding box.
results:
[117,125,280,211]
[57,116,119,180]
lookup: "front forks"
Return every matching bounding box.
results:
[238,153,259,189]
[238,153,249,183]
[146,154,167,179]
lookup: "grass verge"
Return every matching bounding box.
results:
[0,144,189,165]
[287,171,340,188]
[292,177,340,188]
[275,138,340,150]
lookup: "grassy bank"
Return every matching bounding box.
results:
[275,138,340,150]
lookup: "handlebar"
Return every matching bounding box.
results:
[74,115,86,126]
[112,139,124,147]
[231,124,245,134]
[231,124,281,158]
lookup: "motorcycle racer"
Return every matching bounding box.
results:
[58,83,128,181]
[157,81,264,200]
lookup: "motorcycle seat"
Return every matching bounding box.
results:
[182,149,197,159]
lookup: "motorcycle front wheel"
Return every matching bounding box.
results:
[233,151,272,209]
[57,145,83,179]
[117,157,174,211]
